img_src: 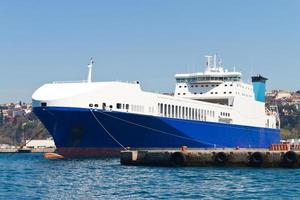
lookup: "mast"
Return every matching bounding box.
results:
[87,58,93,83]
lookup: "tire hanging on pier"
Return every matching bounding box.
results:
[214,152,228,165]
[249,152,264,166]
[283,151,298,166]
[170,152,187,166]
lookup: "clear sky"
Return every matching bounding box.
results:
[1,0,299,103]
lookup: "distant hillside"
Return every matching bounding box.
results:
[0,113,50,145]
[278,104,300,139]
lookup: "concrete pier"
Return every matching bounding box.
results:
[120,148,300,168]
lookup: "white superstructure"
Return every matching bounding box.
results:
[32,55,279,130]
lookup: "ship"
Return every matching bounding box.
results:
[32,55,280,157]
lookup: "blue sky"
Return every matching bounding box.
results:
[1,0,299,103]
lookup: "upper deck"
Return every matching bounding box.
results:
[175,55,242,84]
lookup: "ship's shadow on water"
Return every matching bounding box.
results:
[1,154,300,200]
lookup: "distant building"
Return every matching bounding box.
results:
[276,91,292,100]
[292,99,300,111]
[25,139,55,149]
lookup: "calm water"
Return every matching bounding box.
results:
[1,154,300,200]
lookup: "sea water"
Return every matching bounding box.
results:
[1,153,300,200]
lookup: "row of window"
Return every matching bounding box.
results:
[176,76,241,83]
[179,84,221,88]
[158,103,215,121]
[89,103,113,110]
[116,103,129,110]
[89,102,231,120]
[177,91,233,95]
[220,112,230,117]
[179,83,236,89]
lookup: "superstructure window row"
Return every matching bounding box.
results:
[158,103,215,121]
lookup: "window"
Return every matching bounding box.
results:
[168,105,171,117]
[225,84,227,87]
[126,104,129,110]
[191,85,194,87]
[41,102,47,107]
[186,107,188,118]
[164,104,167,116]
[89,104,93,107]
[159,103,163,114]
[182,107,185,118]
[183,93,186,95]
[102,103,106,110]
[171,105,174,117]
[178,93,180,95]
[211,92,213,94]
[215,92,218,94]
[94,104,98,107]
[175,106,178,118]
[116,103,122,109]
[184,86,187,88]
[191,108,194,120]
[194,92,197,95]
[179,86,182,88]
[109,105,113,109]
[224,92,226,94]
[179,106,181,118]
[205,85,208,87]
[229,91,232,94]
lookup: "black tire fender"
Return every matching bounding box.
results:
[170,152,187,166]
[214,152,227,164]
[250,152,264,166]
[283,151,297,165]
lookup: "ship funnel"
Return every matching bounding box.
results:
[251,75,268,102]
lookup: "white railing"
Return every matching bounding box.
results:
[52,80,89,84]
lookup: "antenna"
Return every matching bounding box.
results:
[213,54,217,68]
[87,58,93,83]
[205,55,212,69]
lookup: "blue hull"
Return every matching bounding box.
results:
[33,107,280,156]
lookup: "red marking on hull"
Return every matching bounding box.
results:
[56,148,121,158]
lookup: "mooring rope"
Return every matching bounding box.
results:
[95,110,226,148]
[90,109,127,150]
[7,128,45,158]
